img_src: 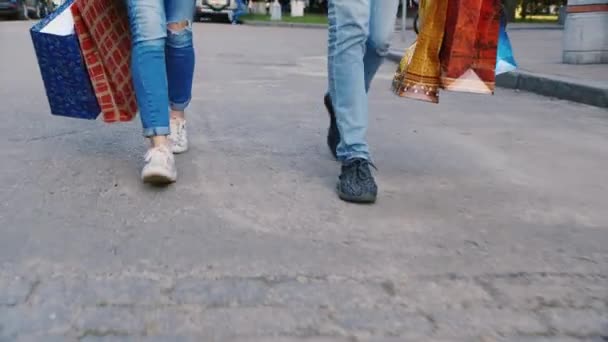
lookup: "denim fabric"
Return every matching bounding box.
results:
[126,0,195,137]
[232,0,247,23]
[327,0,399,161]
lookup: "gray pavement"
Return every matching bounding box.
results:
[1,21,608,341]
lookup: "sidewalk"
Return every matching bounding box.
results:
[389,25,608,108]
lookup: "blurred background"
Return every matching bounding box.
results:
[0,0,568,24]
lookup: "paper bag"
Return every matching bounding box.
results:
[30,0,100,120]
[440,0,502,94]
[71,0,137,123]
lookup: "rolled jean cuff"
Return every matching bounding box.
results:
[170,98,191,111]
[143,126,170,137]
[338,152,371,163]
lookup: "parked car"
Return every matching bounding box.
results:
[195,0,238,22]
[0,0,51,20]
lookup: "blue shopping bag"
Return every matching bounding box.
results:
[30,0,100,120]
[495,12,518,75]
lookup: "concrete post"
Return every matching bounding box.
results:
[290,0,304,17]
[562,0,608,64]
[270,0,281,20]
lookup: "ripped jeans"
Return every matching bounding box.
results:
[328,0,399,161]
[126,0,195,137]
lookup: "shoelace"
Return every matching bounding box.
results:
[145,146,172,165]
[344,159,378,181]
[171,119,185,136]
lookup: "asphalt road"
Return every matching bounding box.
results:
[1,21,607,341]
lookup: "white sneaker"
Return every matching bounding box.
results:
[169,118,188,154]
[141,145,177,184]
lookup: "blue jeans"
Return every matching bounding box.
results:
[126,0,195,137]
[327,0,400,161]
[232,0,246,23]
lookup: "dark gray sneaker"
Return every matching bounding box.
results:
[337,158,378,203]
[324,94,340,159]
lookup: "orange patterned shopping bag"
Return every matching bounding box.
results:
[71,0,137,123]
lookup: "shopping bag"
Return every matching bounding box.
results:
[30,0,100,120]
[392,0,448,103]
[392,41,417,94]
[440,0,502,94]
[495,11,518,75]
[71,0,137,123]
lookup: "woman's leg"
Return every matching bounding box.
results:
[165,0,195,118]
[127,0,177,183]
[165,0,195,153]
[364,0,400,92]
[127,0,169,142]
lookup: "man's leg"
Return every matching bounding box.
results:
[327,0,378,204]
[364,0,400,92]
[325,0,399,160]
[328,0,370,162]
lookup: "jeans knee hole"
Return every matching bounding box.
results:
[167,20,191,34]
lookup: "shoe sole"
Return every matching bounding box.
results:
[142,169,176,185]
[337,190,377,204]
[172,146,188,154]
[143,174,176,185]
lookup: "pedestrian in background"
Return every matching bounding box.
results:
[232,0,247,24]
[324,0,400,203]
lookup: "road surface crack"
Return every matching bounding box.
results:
[23,280,40,305]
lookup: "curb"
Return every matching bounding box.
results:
[242,20,558,31]
[506,24,564,30]
[387,50,608,108]
[243,20,327,29]
[243,20,415,30]
[494,71,608,108]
